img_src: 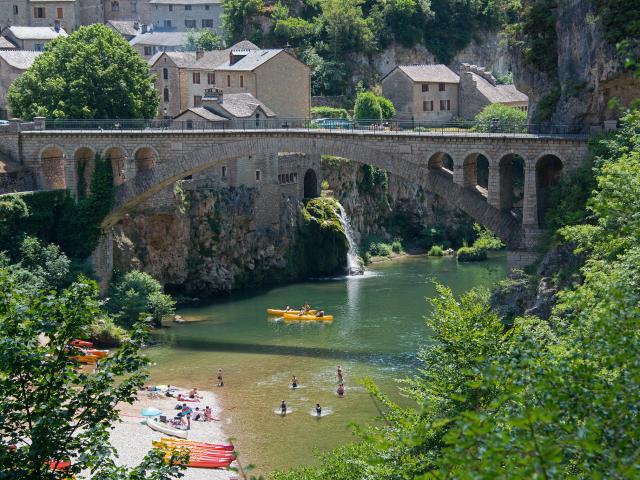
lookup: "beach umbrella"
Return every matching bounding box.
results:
[141,407,162,417]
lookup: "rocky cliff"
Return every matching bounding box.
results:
[513,0,640,127]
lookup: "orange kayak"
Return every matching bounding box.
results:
[71,354,98,364]
[85,349,109,359]
[267,309,317,316]
[283,313,333,321]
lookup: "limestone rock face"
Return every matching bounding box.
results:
[513,0,640,127]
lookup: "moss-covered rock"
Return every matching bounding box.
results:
[457,246,487,262]
[298,197,349,276]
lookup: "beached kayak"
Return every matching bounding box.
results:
[146,418,188,439]
[267,309,317,316]
[70,339,93,348]
[283,313,333,321]
[85,349,109,359]
[158,438,235,451]
[71,354,99,364]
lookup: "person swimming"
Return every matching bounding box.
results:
[217,368,224,387]
[291,376,298,388]
[284,304,292,311]
[337,383,345,397]
[315,403,322,416]
[280,400,287,415]
[316,310,325,317]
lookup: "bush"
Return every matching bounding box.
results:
[311,106,350,119]
[354,91,382,122]
[391,239,403,253]
[427,245,444,256]
[472,224,504,251]
[108,270,176,328]
[456,246,487,262]
[377,95,395,120]
[473,103,527,132]
[88,317,128,347]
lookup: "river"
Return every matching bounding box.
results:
[147,254,507,475]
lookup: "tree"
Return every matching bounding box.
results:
[318,0,375,56]
[354,91,382,122]
[108,270,176,328]
[222,0,264,43]
[376,95,395,120]
[185,29,224,51]
[0,273,185,478]
[7,24,158,120]
[473,103,527,132]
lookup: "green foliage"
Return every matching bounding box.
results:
[376,95,395,120]
[391,238,403,253]
[533,86,561,122]
[185,29,224,51]
[354,91,382,122]
[494,70,514,84]
[472,103,527,132]
[318,0,375,55]
[0,195,29,247]
[310,106,350,119]
[320,179,330,190]
[456,245,487,261]
[519,0,558,74]
[8,24,158,120]
[87,317,128,347]
[358,164,387,194]
[300,47,349,96]
[0,273,185,478]
[58,154,115,259]
[108,270,176,328]
[222,0,265,43]
[427,245,444,256]
[472,223,504,251]
[594,0,640,46]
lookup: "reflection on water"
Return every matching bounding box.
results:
[147,254,507,475]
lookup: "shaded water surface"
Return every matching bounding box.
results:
[147,255,507,475]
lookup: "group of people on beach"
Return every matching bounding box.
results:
[280,365,346,417]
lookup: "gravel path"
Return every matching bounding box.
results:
[110,388,239,480]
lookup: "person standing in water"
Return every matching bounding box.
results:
[291,376,298,388]
[315,403,322,417]
[217,368,224,387]
[280,400,287,416]
[337,383,345,397]
[337,365,343,383]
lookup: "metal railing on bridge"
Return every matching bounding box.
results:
[32,118,586,137]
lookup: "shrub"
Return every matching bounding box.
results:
[88,317,128,347]
[472,224,504,251]
[428,245,444,256]
[377,95,395,120]
[391,239,403,253]
[473,103,527,132]
[311,106,350,119]
[354,91,382,122]
[457,246,487,262]
[367,242,393,257]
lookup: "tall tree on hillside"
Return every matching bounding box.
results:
[185,29,225,51]
[7,24,159,120]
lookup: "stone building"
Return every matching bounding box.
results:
[173,87,277,128]
[104,0,151,24]
[3,25,67,50]
[458,63,528,119]
[0,50,41,118]
[0,36,18,49]
[381,64,460,124]
[149,0,223,33]
[105,19,142,40]
[0,0,83,32]
[382,63,529,124]
[129,30,188,59]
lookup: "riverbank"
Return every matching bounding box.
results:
[110,387,236,480]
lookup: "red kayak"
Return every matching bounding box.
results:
[159,438,235,451]
[188,459,233,469]
[47,460,71,470]
[71,339,93,348]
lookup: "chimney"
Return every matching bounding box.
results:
[229,49,249,65]
[134,21,140,31]
[203,87,223,105]
[229,50,233,65]
[54,20,60,32]
[141,24,148,34]
[196,49,204,60]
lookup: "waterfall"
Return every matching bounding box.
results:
[335,202,364,275]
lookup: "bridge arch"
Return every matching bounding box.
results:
[133,145,159,175]
[427,151,454,172]
[104,145,129,186]
[535,153,563,227]
[102,135,525,247]
[73,146,96,196]
[462,152,491,190]
[498,153,526,221]
[40,144,66,190]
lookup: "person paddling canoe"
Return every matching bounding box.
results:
[280,400,287,416]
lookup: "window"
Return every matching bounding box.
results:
[13,5,18,15]
[192,72,200,84]
[111,1,119,12]
[132,1,137,13]
[57,7,63,18]
[439,99,451,111]
[34,7,45,18]
[227,75,230,87]
[421,83,429,92]
[163,68,168,80]
[255,112,260,127]
[221,166,227,178]
[240,75,243,88]
[34,43,45,51]
[144,46,153,56]
[193,95,202,107]
[207,72,215,84]
[185,5,192,10]
[202,19,214,28]
[439,83,445,92]
[205,5,210,9]
[422,100,433,112]
[168,5,173,11]
[163,87,170,102]
[164,19,172,28]
[185,19,196,28]
[255,170,261,181]
[186,120,194,129]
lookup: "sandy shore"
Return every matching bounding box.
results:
[110,387,238,480]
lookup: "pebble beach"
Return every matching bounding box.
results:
[110,387,238,480]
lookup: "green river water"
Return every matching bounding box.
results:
[147,254,507,475]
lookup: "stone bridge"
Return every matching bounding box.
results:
[2,126,589,252]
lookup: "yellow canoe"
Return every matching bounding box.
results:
[267,309,317,316]
[71,354,99,364]
[283,313,333,321]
